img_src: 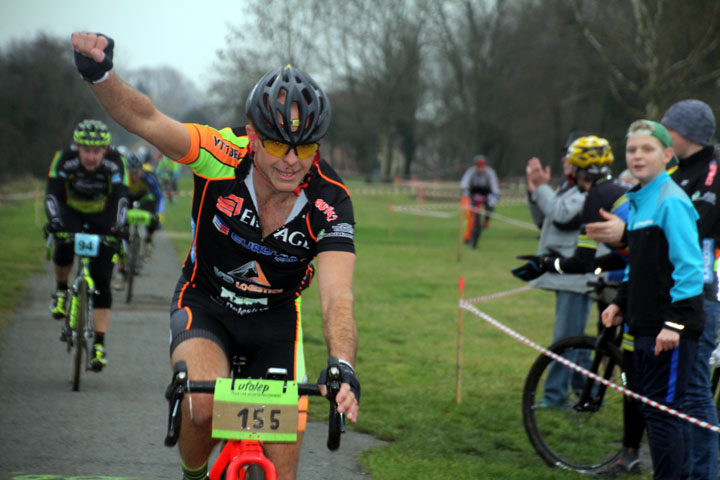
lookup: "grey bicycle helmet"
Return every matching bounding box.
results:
[126,152,143,173]
[245,65,331,145]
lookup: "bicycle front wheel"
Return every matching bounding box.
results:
[70,280,89,392]
[522,335,624,473]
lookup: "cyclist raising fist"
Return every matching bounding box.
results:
[71,32,360,480]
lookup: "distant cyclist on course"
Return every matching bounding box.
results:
[113,152,164,289]
[71,32,360,480]
[460,154,500,248]
[45,119,128,371]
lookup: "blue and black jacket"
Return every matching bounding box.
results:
[613,171,704,339]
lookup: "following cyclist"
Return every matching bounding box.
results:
[460,154,500,248]
[71,32,360,480]
[112,152,164,289]
[45,119,129,372]
[156,153,183,202]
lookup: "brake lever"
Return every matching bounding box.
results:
[164,361,188,447]
[325,361,346,450]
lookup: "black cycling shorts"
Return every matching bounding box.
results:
[169,275,305,381]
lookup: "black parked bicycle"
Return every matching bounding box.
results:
[522,279,626,474]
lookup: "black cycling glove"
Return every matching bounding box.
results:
[318,357,361,404]
[42,219,64,239]
[73,33,114,83]
[111,223,130,240]
[511,255,547,281]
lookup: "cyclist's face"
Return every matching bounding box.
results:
[625,134,671,186]
[77,145,108,171]
[129,171,142,183]
[250,98,315,194]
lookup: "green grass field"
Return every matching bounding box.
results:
[1,177,647,479]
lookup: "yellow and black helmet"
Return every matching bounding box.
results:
[566,135,613,169]
[73,119,111,147]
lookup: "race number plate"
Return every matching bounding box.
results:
[74,233,100,257]
[212,378,299,442]
[127,208,152,226]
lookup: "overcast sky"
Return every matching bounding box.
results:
[0,0,245,89]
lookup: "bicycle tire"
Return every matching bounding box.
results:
[244,464,266,480]
[522,335,624,473]
[470,211,482,248]
[126,230,140,304]
[71,280,89,392]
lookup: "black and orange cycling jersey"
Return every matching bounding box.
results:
[176,124,355,316]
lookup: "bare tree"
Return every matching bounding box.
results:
[570,0,720,118]
[0,34,109,180]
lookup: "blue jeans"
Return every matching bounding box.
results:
[636,336,697,480]
[682,298,719,480]
[542,291,593,406]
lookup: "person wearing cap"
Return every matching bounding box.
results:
[460,154,500,247]
[70,32,360,480]
[586,100,719,479]
[511,132,595,408]
[662,100,719,480]
[601,119,704,480]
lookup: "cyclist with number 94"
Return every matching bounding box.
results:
[71,32,361,480]
[45,119,129,372]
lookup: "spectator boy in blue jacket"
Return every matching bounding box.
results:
[602,120,704,480]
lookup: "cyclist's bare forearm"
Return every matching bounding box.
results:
[317,252,358,364]
[88,73,190,160]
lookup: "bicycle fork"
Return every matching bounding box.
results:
[211,440,277,480]
[575,328,617,411]
[65,265,96,351]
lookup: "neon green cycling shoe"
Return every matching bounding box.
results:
[90,344,108,372]
[50,290,68,320]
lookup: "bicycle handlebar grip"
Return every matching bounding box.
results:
[325,357,344,450]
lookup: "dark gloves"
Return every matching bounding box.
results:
[318,357,361,404]
[42,219,64,238]
[73,33,114,83]
[111,223,129,240]
[511,254,560,281]
[511,255,546,281]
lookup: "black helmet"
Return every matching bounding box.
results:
[245,65,331,145]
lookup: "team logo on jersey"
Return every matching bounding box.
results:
[213,215,230,235]
[316,222,354,241]
[220,287,268,306]
[214,263,283,294]
[314,198,338,222]
[217,194,244,216]
[230,261,271,287]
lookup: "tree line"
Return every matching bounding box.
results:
[1,0,719,184]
